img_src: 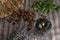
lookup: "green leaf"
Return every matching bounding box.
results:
[32,0,60,15]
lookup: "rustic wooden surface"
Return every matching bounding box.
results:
[0,0,60,40]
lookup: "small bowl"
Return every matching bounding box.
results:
[34,18,52,36]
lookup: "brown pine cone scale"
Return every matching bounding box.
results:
[7,9,36,25]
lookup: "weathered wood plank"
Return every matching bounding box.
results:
[0,0,60,40]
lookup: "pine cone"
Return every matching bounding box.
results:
[7,9,36,26]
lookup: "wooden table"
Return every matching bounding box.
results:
[0,0,60,40]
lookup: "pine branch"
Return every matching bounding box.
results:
[32,0,60,15]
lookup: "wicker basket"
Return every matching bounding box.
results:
[0,0,24,18]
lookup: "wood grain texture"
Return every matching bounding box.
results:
[0,0,60,40]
